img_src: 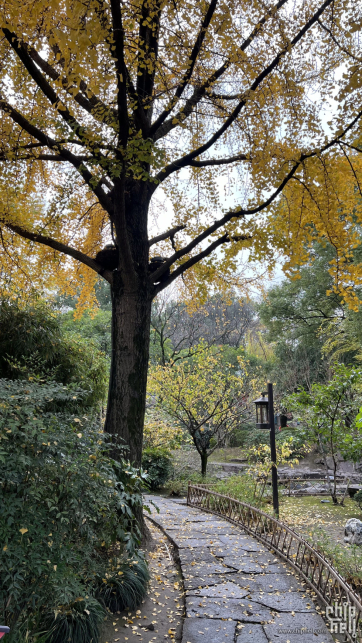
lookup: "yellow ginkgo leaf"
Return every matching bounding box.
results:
[19,528,28,535]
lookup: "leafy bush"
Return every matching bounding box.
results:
[311,528,362,593]
[237,425,271,449]
[214,474,270,508]
[0,379,147,641]
[353,489,362,510]
[275,427,312,459]
[0,298,108,408]
[142,447,173,490]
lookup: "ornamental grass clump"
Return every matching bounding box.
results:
[0,379,148,643]
[96,556,150,613]
[40,597,106,643]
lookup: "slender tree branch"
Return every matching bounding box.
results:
[2,222,113,284]
[136,0,162,128]
[317,19,362,63]
[151,101,362,281]
[0,153,93,162]
[149,224,186,247]
[3,29,105,156]
[154,0,335,183]
[153,233,251,294]
[189,153,248,167]
[109,0,129,149]
[150,0,219,134]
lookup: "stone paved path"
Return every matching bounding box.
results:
[146,496,335,643]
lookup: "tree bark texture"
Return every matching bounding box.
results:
[201,453,208,477]
[104,184,153,467]
[104,271,152,466]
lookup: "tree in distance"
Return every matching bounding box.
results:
[148,343,254,476]
[0,0,362,464]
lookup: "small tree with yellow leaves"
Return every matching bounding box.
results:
[148,344,256,475]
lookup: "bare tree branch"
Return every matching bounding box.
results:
[150,0,219,134]
[2,222,113,284]
[153,233,251,293]
[149,224,186,247]
[109,0,129,150]
[3,29,109,162]
[189,153,248,167]
[151,100,362,284]
[23,41,118,128]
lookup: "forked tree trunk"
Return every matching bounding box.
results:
[104,270,152,467]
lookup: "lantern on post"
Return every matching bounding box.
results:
[253,384,279,518]
[254,392,269,429]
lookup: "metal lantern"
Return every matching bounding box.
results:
[254,392,270,430]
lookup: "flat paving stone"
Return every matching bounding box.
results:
[252,591,312,612]
[183,573,237,591]
[146,496,332,643]
[179,548,218,565]
[186,596,273,622]
[183,562,236,575]
[181,618,236,643]
[263,612,334,642]
[218,534,269,551]
[187,580,249,599]
[236,623,269,642]
[233,572,303,592]
[177,538,224,548]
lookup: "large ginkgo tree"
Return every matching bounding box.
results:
[0,0,362,464]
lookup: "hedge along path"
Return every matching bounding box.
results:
[146,496,336,643]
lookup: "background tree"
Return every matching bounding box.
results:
[286,364,362,504]
[148,343,256,475]
[259,241,362,394]
[150,291,255,365]
[0,0,362,464]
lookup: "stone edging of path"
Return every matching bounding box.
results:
[145,495,336,643]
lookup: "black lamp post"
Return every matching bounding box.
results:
[254,382,279,517]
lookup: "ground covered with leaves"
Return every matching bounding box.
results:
[277,496,361,541]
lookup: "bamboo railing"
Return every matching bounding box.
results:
[187,483,362,642]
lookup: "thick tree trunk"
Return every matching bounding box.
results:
[201,453,208,477]
[104,270,152,467]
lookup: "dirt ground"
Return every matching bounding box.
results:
[99,521,184,643]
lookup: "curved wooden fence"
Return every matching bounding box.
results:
[187,483,362,643]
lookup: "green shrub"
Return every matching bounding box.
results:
[0,379,147,640]
[311,528,362,593]
[214,474,270,508]
[164,472,218,496]
[142,447,173,490]
[353,489,362,509]
[0,298,108,408]
[275,427,312,459]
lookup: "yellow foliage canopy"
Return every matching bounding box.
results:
[0,0,361,307]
